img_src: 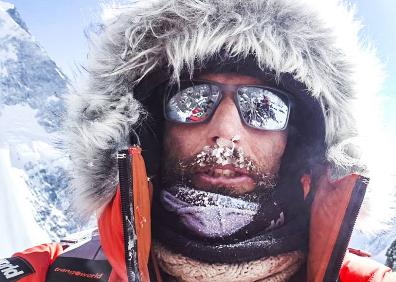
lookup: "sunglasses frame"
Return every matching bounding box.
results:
[163,79,293,131]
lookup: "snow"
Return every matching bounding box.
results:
[0,1,13,11]
[55,67,66,80]
[0,105,50,145]
[0,104,65,169]
[0,104,69,257]
[0,5,81,258]
[0,2,27,39]
[0,147,50,257]
[350,227,396,265]
[46,95,61,103]
[0,106,80,257]
[0,44,17,62]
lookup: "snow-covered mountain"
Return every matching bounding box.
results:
[0,1,81,257]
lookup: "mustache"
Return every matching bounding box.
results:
[162,143,278,192]
[184,144,255,172]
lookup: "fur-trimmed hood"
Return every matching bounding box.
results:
[65,0,393,233]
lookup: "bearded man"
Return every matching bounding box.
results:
[2,0,395,281]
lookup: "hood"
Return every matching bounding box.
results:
[65,0,393,234]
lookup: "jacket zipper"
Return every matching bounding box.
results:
[323,176,369,282]
[118,149,140,282]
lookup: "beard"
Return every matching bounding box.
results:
[161,142,280,201]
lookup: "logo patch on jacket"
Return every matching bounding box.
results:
[0,257,34,281]
[46,257,111,282]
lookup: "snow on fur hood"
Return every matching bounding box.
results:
[65,0,394,233]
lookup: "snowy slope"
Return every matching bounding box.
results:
[0,105,52,256]
[350,220,396,265]
[0,1,80,257]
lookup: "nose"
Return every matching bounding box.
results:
[206,96,245,143]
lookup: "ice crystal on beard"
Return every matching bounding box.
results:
[193,142,256,172]
[172,185,260,211]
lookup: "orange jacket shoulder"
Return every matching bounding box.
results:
[12,243,64,282]
[340,251,396,282]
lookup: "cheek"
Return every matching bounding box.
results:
[163,123,204,159]
[249,131,288,170]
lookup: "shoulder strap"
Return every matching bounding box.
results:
[45,236,112,282]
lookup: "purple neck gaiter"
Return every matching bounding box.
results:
[160,185,261,238]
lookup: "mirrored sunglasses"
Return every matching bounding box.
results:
[163,80,291,131]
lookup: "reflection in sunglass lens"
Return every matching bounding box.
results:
[237,87,289,130]
[165,84,220,123]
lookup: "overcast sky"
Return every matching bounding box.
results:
[9,0,396,134]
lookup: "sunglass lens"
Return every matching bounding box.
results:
[165,84,220,123]
[237,87,289,130]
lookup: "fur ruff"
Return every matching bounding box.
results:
[65,0,394,233]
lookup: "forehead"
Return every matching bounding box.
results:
[198,72,264,85]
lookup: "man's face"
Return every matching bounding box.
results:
[162,73,288,196]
